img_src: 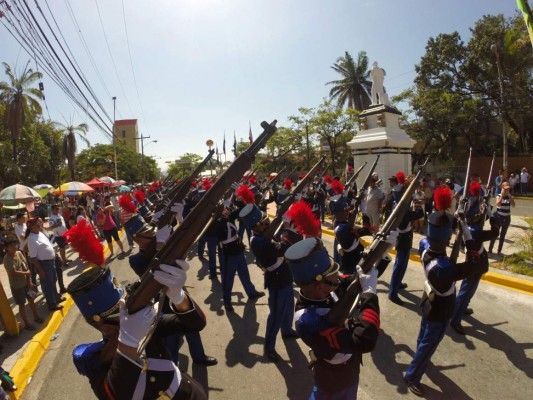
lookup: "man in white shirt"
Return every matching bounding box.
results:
[86,195,95,220]
[365,177,384,230]
[520,167,530,195]
[26,218,65,311]
[110,192,121,229]
[49,204,69,265]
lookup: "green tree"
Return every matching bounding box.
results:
[0,62,43,167]
[310,99,357,174]
[54,121,90,181]
[166,153,203,179]
[288,107,317,169]
[326,51,372,111]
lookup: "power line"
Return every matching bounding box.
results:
[94,0,134,117]
[121,0,150,135]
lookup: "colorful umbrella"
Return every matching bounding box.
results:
[99,176,116,185]
[54,181,95,193]
[33,184,53,190]
[118,185,131,193]
[112,179,126,187]
[0,184,41,206]
[86,177,110,188]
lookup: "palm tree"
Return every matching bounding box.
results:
[326,51,372,111]
[55,121,90,181]
[0,62,44,164]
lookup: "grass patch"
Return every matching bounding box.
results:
[491,252,533,277]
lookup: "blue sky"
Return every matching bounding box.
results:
[1,0,520,170]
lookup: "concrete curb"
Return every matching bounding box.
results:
[310,221,533,296]
[8,230,124,399]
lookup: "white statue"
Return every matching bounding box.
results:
[370,61,390,106]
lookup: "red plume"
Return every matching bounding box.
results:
[248,175,257,185]
[469,181,481,197]
[148,186,155,193]
[202,178,211,191]
[284,179,292,190]
[175,179,181,184]
[348,165,353,172]
[62,220,105,266]
[191,180,198,188]
[396,171,406,184]
[331,180,345,194]
[324,175,333,184]
[236,184,255,204]
[119,194,138,213]
[268,173,275,181]
[299,173,306,179]
[134,189,146,204]
[433,186,452,211]
[286,201,321,238]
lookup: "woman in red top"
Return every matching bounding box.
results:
[102,204,124,257]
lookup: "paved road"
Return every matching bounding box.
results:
[23,234,533,400]
[511,198,533,218]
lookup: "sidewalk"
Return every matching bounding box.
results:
[0,230,128,398]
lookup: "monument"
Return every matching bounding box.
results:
[347,61,416,185]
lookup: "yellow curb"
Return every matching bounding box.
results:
[270,213,533,296]
[9,229,125,399]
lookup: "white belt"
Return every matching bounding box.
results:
[342,238,361,253]
[222,235,238,245]
[397,223,411,233]
[324,353,352,365]
[266,257,283,272]
[132,357,181,400]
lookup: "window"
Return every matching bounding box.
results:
[122,130,126,138]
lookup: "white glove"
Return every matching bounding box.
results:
[295,193,303,201]
[171,202,184,214]
[153,261,189,305]
[343,189,350,198]
[118,299,157,348]
[384,230,399,247]
[155,225,172,244]
[356,266,378,294]
[223,199,232,208]
[231,182,240,191]
[151,209,164,224]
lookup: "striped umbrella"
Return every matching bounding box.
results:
[118,185,132,193]
[54,181,95,193]
[0,184,41,207]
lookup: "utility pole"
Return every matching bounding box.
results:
[491,43,508,175]
[112,96,119,180]
[135,135,157,184]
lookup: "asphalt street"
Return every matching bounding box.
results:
[22,233,533,400]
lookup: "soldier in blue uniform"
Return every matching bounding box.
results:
[285,237,380,399]
[64,220,208,399]
[241,203,298,363]
[388,198,425,305]
[404,186,486,397]
[449,181,500,335]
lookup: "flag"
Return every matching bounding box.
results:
[249,121,253,144]
[216,145,220,163]
[517,0,533,49]
[223,132,226,155]
[233,131,238,157]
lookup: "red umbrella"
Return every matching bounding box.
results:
[86,177,110,188]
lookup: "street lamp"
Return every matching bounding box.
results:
[135,134,157,184]
[491,43,508,175]
[112,96,119,180]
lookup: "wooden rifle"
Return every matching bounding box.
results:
[153,150,215,229]
[450,147,473,263]
[328,156,430,326]
[126,120,277,314]
[480,152,496,228]
[347,155,380,227]
[260,166,287,200]
[263,156,326,241]
[343,161,368,198]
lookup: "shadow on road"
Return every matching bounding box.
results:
[273,337,314,399]
[373,329,473,399]
[450,317,533,379]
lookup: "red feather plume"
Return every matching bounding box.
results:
[433,186,452,211]
[191,180,198,188]
[134,189,146,204]
[396,171,406,184]
[324,175,333,184]
[148,186,155,193]
[286,201,321,238]
[268,173,275,181]
[348,165,353,172]
[119,194,138,213]
[248,175,257,185]
[236,184,256,204]
[283,179,292,190]
[62,220,105,266]
[331,180,345,194]
[202,179,211,191]
[469,181,481,197]
[299,173,306,179]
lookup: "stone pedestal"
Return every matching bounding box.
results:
[347,104,416,186]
